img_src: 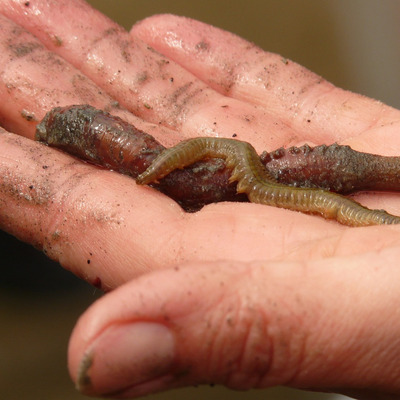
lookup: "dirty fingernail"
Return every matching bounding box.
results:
[76,322,175,395]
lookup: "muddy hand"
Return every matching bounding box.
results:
[1,1,400,399]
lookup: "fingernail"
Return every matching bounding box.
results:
[76,322,175,395]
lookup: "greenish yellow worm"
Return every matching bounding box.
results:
[137,137,400,227]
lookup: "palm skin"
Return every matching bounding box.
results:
[0,1,400,399]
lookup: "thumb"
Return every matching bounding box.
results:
[68,253,400,399]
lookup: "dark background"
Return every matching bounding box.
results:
[2,1,399,399]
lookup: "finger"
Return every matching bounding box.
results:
[0,11,178,144]
[0,0,301,151]
[4,2,400,153]
[4,127,400,290]
[0,11,115,138]
[68,251,400,398]
[131,14,400,154]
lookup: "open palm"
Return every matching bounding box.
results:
[0,1,400,399]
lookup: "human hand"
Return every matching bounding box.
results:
[1,1,400,399]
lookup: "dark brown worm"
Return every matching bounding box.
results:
[262,143,400,194]
[36,105,400,225]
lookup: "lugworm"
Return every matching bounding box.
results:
[262,143,400,194]
[36,105,400,225]
[136,137,400,226]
